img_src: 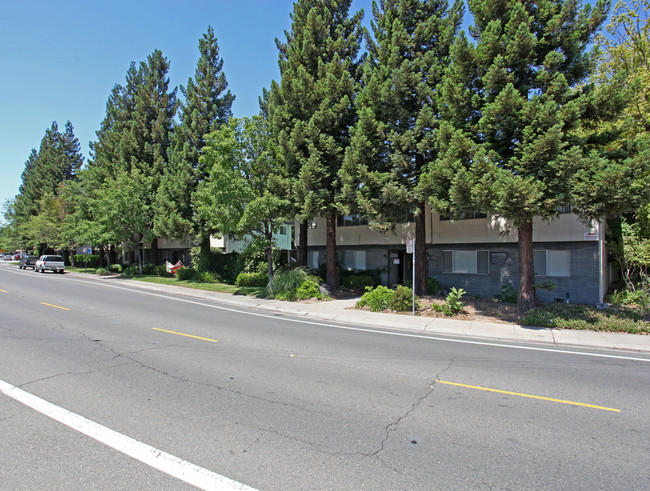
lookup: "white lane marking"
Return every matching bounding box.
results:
[58,275,650,363]
[0,379,256,491]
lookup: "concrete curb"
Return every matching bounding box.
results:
[69,271,650,355]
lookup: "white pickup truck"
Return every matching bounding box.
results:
[35,255,65,274]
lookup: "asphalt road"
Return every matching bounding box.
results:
[1,263,648,490]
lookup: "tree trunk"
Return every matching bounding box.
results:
[297,220,308,267]
[326,212,338,289]
[414,200,427,296]
[151,237,160,265]
[518,220,536,312]
[198,234,211,271]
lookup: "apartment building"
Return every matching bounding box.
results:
[302,207,609,304]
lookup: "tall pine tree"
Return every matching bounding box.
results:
[154,27,234,255]
[270,0,363,288]
[342,0,463,295]
[424,0,609,311]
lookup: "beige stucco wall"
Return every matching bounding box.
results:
[431,213,598,244]
[303,212,598,247]
[306,217,417,247]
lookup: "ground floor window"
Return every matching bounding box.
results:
[442,250,489,274]
[342,250,366,270]
[308,251,319,269]
[534,250,571,277]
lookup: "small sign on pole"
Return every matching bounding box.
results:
[406,240,416,315]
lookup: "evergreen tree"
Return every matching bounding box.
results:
[88,50,177,263]
[154,27,234,251]
[424,0,609,311]
[342,0,463,295]
[269,0,363,288]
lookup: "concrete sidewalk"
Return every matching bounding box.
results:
[75,272,650,355]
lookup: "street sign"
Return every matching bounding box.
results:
[406,239,414,254]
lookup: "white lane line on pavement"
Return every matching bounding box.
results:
[62,276,650,363]
[0,379,257,491]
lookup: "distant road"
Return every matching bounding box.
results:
[1,263,648,489]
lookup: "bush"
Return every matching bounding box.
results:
[95,267,109,275]
[190,246,242,284]
[108,264,123,273]
[74,254,100,268]
[270,268,324,301]
[295,279,324,300]
[341,274,379,290]
[199,271,221,284]
[121,264,139,276]
[391,285,419,312]
[497,282,517,303]
[445,287,466,315]
[236,271,269,287]
[425,277,440,295]
[176,267,198,281]
[356,286,394,312]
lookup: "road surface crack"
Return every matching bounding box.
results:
[370,358,456,472]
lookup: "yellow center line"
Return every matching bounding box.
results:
[40,302,70,311]
[151,328,218,343]
[436,380,620,413]
[0,289,7,293]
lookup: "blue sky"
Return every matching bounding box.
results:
[0,0,373,219]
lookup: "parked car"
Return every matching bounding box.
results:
[19,255,38,270]
[35,255,65,273]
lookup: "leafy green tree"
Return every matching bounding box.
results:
[195,116,289,283]
[342,0,463,295]
[92,170,154,274]
[155,27,234,256]
[88,50,177,262]
[571,0,650,222]
[269,0,363,288]
[424,0,609,311]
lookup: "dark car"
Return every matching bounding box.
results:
[19,255,38,270]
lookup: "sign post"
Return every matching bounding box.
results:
[406,239,415,315]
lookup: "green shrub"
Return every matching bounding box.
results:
[425,277,440,295]
[95,267,109,275]
[121,264,139,276]
[445,287,466,315]
[356,286,394,312]
[199,271,221,284]
[269,268,316,300]
[295,279,324,300]
[391,285,419,312]
[108,264,123,273]
[497,282,517,303]
[340,270,381,290]
[176,267,198,281]
[236,271,269,287]
[74,254,100,268]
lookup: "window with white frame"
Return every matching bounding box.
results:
[342,250,366,270]
[534,250,571,277]
[442,250,489,274]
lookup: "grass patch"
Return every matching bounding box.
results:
[131,275,266,297]
[521,303,649,334]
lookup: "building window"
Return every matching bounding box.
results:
[442,250,489,274]
[337,214,368,227]
[342,250,366,270]
[439,210,488,221]
[279,226,287,235]
[308,251,319,269]
[534,250,571,277]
